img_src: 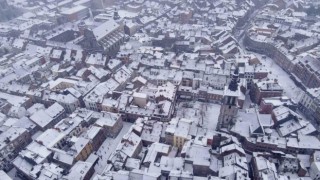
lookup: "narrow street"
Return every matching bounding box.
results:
[92,122,132,177]
[238,33,304,103]
[8,167,22,180]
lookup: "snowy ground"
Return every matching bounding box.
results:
[239,38,304,103]
[92,122,132,177]
[243,91,253,109]
[7,167,22,180]
[258,55,304,102]
[176,101,221,130]
[7,122,133,180]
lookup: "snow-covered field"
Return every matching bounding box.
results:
[176,101,221,130]
[92,122,132,176]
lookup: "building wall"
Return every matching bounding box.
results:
[293,61,320,88]
[132,141,143,158]
[218,96,238,129]
[133,96,147,107]
[165,132,174,145]
[250,83,283,104]
[310,162,320,180]
[0,130,31,171]
[173,135,187,149]
[259,101,273,114]
[193,164,211,177]
[76,143,93,162]
[60,100,80,113]
[65,8,88,22]
[105,117,123,138]
[254,71,268,80]
[244,33,293,73]
[299,91,320,123]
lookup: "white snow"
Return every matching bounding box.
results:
[239,35,303,103]
[92,122,132,176]
[256,54,303,102]
[176,101,221,130]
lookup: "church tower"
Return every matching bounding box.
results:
[217,68,240,130]
[113,9,120,20]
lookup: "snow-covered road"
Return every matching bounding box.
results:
[92,122,132,177]
[239,37,304,103]
[255,54,303,102]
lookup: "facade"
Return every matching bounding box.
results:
[250,80,283,104]
[310,162,320,180]
[63,161,95,180]
[80,19,125,55]
[299,88,320,123]
[251,155,278,180]
[94,112,123,138]
[0,127,31,171]
[217,71,240,130]
[292,55,320,88]
[30,102,66,130]
[74,138,93,161]
[85,126,105,151]
[173,121,190,149]
[260,96,297,114]
[244,32,295,73]
[61,5,89,22]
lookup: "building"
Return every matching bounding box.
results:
[83,78,119,112]
[244,31,295,73]
[73,137,94,162]
[61,5,89,22]
[119,131,143,159]
[30,102,66,130]
[217,69,240,130]
[299,88,320,123]
[251,155,279,180]
[80,19,125,55]
[250,79,283,104]
[310,162,320,180]
[94,112,123,138]
[259,96,297,114]
[84,126,105,151]
[173,120,190,149]
[0,127,32,171]
[292,55,320,88]
[63,161,95,180]
[132,92,148,107]
[181,141,217,177]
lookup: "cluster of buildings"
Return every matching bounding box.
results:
[0,0,320,179]
[243,4,320,83]
[243,0,320,127]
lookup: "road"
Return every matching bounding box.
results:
[92,122,132,177]
[237,23,304,102]
[233,1,316,129]
[234,0,272,41]
[7,167,22,180]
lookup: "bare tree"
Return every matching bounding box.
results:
[182,108,186,118]
[199,103,206,126]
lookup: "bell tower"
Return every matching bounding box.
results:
[217,68,240,130]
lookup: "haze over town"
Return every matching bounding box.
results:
[0,0,320,179]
